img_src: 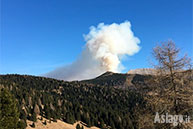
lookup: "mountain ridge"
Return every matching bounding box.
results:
[127,68,157,75]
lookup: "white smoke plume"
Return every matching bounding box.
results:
[45,21,141,81]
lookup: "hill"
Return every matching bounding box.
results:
[0,74,145,129]
[0,70,192,129]
[82,71,151,91]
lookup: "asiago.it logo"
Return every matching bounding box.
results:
[154,112,191,126]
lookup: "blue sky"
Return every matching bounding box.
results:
[1,0,192,75]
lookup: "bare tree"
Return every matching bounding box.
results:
[152,40,193,128]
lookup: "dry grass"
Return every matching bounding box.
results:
[26,116,99,129]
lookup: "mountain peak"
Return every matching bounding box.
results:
[100,71,114,77]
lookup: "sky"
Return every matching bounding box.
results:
[0,0,192,75]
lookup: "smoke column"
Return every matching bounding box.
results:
[45,21,141,81]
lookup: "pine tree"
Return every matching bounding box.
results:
[31,111,37,122]
[43,120,47,125]
[76,123,81,129]
[0,88,19,129]
[31,122,35,128]
[17,120,27,129]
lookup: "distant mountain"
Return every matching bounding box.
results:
[127,68,157,75]
[82,71,151,91]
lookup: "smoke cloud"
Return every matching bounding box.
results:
[45,21,140,81]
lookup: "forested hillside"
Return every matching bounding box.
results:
[0,74,146,129]
[0,68,192,129]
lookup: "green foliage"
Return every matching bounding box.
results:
[76,123,81,129]
[0,74,146,129]
[43,120,47,125]
[31,112,37,122]
[17,120,27,129]
[0,88,19,129]
[31,122,35,128]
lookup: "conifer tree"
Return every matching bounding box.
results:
[152,40,192,128]
[0,88,20,129]
[76,123,81,129]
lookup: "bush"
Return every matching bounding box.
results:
[31,122,35,128]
